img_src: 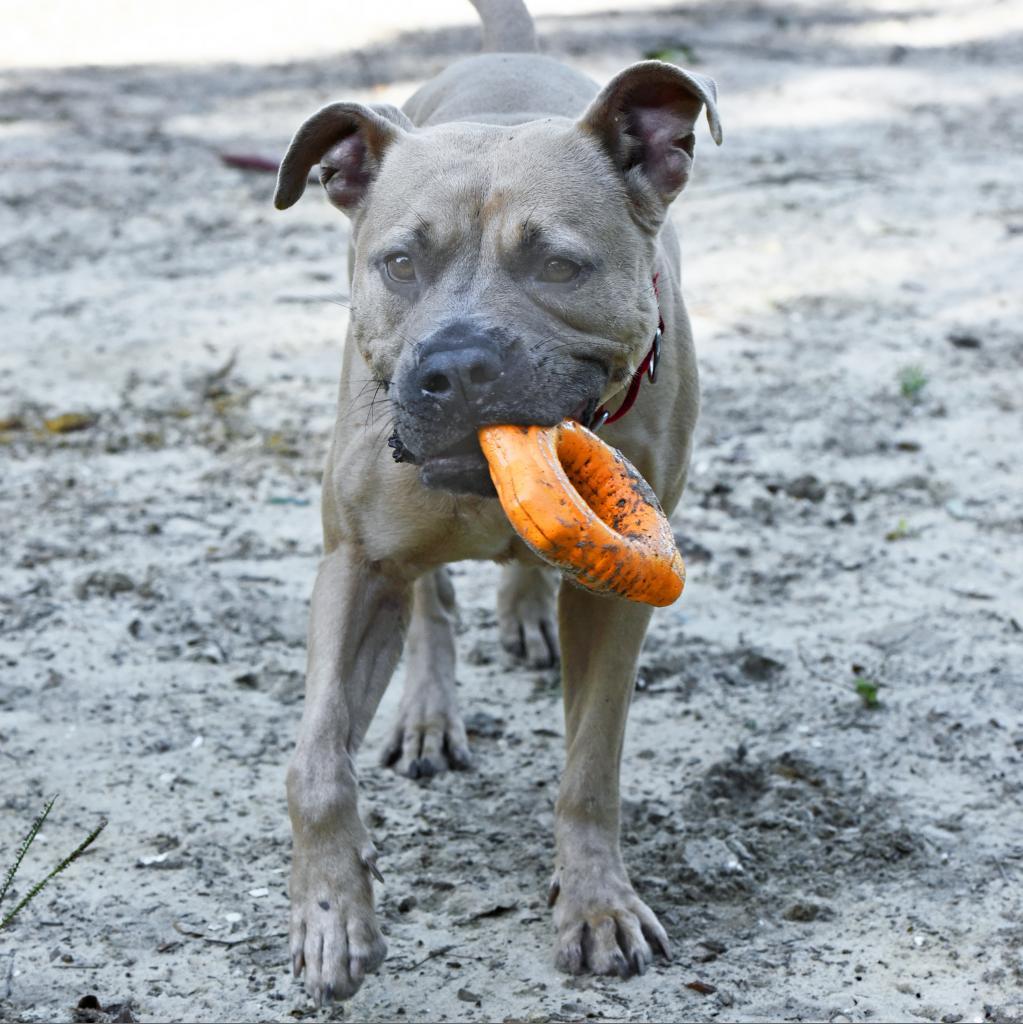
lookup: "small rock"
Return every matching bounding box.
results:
[464,710,504,739]
[456,988,481,1005]
[73,996,137,1024]
[783,900,834,923]
[947,331,981,349]
[945,499,969,520]
[684,838,744,880]
[645,801,672,824]
[397,894,417,913]
[73,996,103,1024]
[74,571,135,600]
[781,474,827,502]
[740,650,784,680]
[460,897,517,923]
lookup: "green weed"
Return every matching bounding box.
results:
[898,364,928,400]
[1,796,106,930]
[885,517,920,542]
[854,677,881,709]
[644,44,700,65]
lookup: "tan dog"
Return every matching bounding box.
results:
[274,0,721,1004]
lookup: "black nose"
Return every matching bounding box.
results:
[415,326,504,412]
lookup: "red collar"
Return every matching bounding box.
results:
[587,273,664,431]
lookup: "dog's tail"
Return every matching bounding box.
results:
[468,0,537,52]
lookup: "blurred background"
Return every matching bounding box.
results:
[1,3,1021,1023]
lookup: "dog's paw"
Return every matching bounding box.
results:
[498,563,560,668]
[381,687,472,777]
[548,866,671,978]
[290,847,387,1006]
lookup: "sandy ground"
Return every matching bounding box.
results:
[2,1,1022,1022]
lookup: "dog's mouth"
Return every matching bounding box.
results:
[389,397,603,499]
[401,431,497,497]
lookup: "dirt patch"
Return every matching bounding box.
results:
[2,2,1021,1022]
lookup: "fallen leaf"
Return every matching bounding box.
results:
[686,980,717,995]
[44,412,95,433]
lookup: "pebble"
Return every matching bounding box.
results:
[947,331,982,349]
[783,901,834,923]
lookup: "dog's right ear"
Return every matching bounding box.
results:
[274,102,413,213]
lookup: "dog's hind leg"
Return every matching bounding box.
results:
[287,543,410,1005]
[498,561,560,668]
[548,585,672,978]
[381,566,472,777]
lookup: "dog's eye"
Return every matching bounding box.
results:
[385,253,417,284]
[539,257,581,284]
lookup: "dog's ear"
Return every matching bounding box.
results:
[274,102,413,213]
[579,61,722,224]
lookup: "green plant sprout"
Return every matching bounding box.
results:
[885,517,921,542]
[898,364,928,400]
[1,796,106,930]
[855,677,881,709]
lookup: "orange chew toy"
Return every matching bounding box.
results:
[478,421,685,607]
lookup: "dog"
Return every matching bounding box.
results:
[274,0,721,1004]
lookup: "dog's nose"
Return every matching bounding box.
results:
[415,328,504,412]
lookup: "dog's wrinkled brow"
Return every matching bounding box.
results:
[520,216,543,249]
[517,219,596,264]
[411,218,433,250]
[376,219,433,257]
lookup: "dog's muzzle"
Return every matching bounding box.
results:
[391,319,606,497]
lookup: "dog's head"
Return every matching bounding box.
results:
[276,62,721,496]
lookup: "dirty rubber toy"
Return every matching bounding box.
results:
[478,421,686,607]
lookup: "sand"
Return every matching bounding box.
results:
[1,1,1021,1021]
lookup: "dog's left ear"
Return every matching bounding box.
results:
[579,61,722,223]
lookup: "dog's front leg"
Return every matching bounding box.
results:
[550,585,672,977]
[287,543,410,1005]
